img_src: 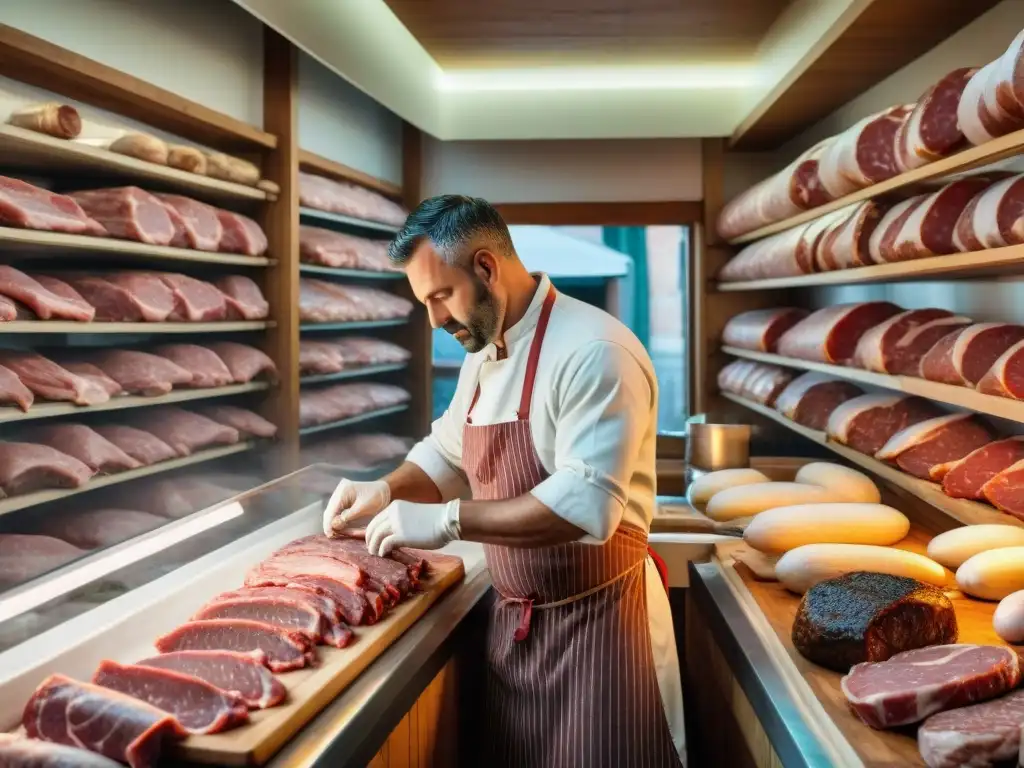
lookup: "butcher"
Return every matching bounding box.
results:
[322,195,685,767]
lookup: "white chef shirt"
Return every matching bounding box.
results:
[406,272,658,543]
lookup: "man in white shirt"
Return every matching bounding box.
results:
[323,195,685,767]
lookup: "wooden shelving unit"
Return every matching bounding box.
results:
[0,321,272,334]
[299,207,401,236]
[299,264,404,280]
[298,404,411,437]
[299,318,410,332]
[299,362,408,386]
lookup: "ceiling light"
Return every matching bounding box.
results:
[438,66,755,93]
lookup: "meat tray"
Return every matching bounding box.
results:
[0,499,465,766]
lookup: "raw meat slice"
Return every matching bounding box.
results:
[869,197,929,263]
[0,266,95,321]
[217,210,268,257]
[826,394,942,456]
[152,273,227,322]
[0,534,86,585]
[153,344,233,388]
[0,175,107,236]
[215,275,269,320]
[154,619,316,673]
[41,508,165,549]
[191,598,332,645]
[22,674,186,768]
[776,302,901,364]
[299,226,394,271]
[721,308,809,352]
[137,650,286,709]
[939,438,1024,499]
[196,405,278,438]
[897,68,976,170]
[154,194,222,251]
[300,340,345,374]
[886,316,974,377]
[84,350,192,396]
[0,363,33,411]
[792,572,957,673]
[0,351,108,405]
[254,552,364,587]
[917,688,1024,768]
[0,294,19,320]
[66,276,151,323]
[207,342,278,383]
[299,383,412,426]
[875,414,995,480]
[841,644,1020,729]
[70,187,176,245]
[818,105,913,198]
[62,362,123,397]
[244,572,375,626]
[131,408,240,456]
[818,200,886,269]
[332,337,410,365]
[93,660,249,735]
[887,178,994,261]
[28,424,141,473]
[981,458,1024,522]
[299,172,408,225]
[0,442,94,494]
[282,535,415,596]
[921,323,1024,387]
[978,337,1024,398]
[93,426,178,467]
[0,735,121,767]
[852,308,955,373]
[774,373,863,431]
[34,274,93,306]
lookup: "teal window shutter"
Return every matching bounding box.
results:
[602,226,649,349]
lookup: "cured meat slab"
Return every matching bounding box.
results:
[776,302,901,364]
[773,373,863,431]
[921,323,1024,387]
[940,438,1024,500]
[875,414,995,481]
[851,308,955,374]
[721,308,809,353]
[826,394,942,458]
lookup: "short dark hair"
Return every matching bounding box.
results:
[388,195,515,266]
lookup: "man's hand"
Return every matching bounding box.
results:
[322,479,391,537]
[365,499,462,556]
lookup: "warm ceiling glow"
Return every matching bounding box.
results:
[438,65,757,93]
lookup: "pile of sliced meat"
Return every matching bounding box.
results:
[716,360,794,408]
[0,175,270,256]
[299,172,407,226]
[300,432,413,471]
[300,383,411,427]
[299,337,410,375]
[0,342,277,413]
[299,226,397,272]
[13,534,458,765]
[299,278,413,323]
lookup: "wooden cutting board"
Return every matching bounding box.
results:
[175,556,466,766]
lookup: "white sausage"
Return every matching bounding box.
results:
[705,482,839,522]
[956,547,1024,601]
[994,590,1024,643]
[743,503,909,554]
[926,525,1024,569]
[794,462,881,503]
[686,468,770,507]
[775,543,948,594]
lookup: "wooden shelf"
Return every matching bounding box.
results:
[298,404,410,437]
[721,392,1024,529]
[299,149,404,201]
[300,319,410,333]
[0,382,268,426]
[0,320,271,334]
[0,124,271,204]
[300,207,401,237]
[728,126,1024,245]
[299,363,408,386]
[0,441,256,518]
[0,226,273,267]
[717,244,1024,291]
[722,346,1024,426]
[299,264,404,281]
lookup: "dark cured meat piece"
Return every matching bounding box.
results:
[978,337,1024,398]
[852,308,954,373]
[888,177,994,262]
[878,415,996,480]
[792,572,957,673]
[940,438,1024,499]
[774,373,863,431]
[776,302,902,364]
[897,68,976,169]
[887,316,973,377]
[826,395,942,457]
[921,324,1024,387]
[721,308,809,353]
[981,458,1024,522]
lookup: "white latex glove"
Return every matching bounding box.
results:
[365,499,462,557]
[322,479,391,537]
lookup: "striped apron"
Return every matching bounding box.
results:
[462,285,682,768]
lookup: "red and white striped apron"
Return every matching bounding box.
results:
[462,285,682,768]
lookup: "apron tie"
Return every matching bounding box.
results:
[647,545,670,594]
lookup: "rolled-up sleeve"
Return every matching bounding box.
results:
[405,357,477,500]
[530,340,654,542]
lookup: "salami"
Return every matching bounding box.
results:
[869,197,928,263]
[887,315,973,377]
[978,338,1024,399]
[722,308,810,353]
[818,201,887,269]
[818,105,914,198]
[826,394,941,457]
[774,372,863,431]
[876,414,996,480]
[851,308,954,373]
[896,68,976,170]
[921,323,1024,387]
[776,302,901,364]
[981,457,1024,521]
[939,438,1024,499]
[887,177,994,261]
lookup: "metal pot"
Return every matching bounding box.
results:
[684,418,752,493]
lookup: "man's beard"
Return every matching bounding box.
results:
[444,278,500,353]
